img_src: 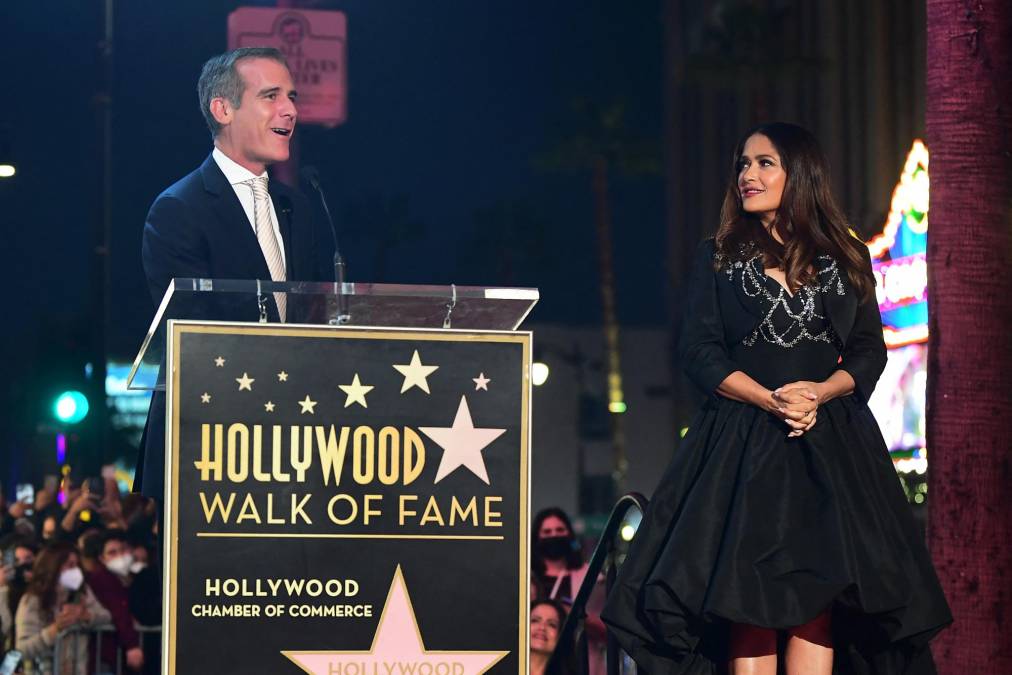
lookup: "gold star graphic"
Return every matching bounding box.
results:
[472,373,491,391]
[339,374,374,408]
[277,371,289,382]
[214,356,225,367]
[264,401,276,412]
[200,392,211,403]
[298,395,317,414]
[392,350,439,394]
[283,566,508,674]
[236,372,255,391]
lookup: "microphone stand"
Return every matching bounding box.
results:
[303,167,350,324]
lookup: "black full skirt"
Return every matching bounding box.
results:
[602,396,951,674]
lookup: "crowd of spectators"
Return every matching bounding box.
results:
[530,506,607,675]
[5,484,597,674]
[0,472,160,674]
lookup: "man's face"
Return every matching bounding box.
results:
[217,57,297,174]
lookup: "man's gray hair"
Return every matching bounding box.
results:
[197,47,289,137]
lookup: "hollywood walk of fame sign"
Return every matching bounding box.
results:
[164,321,531,673]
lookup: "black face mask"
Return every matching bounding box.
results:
[537,535,573,561]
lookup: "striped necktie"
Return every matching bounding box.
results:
[248,176,287,322]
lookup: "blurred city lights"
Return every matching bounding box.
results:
[0,164,15,178]
[54,390,89,424]
[531,362,549,386]
[620,524,636,541]
[894,456,928,475]
[55,433,67,464]
[608,401,627,414]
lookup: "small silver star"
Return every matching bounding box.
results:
[264,401,275,412]
[200,392,211,403]
[473,373,491,391]
[298,395,317,414]
[236,372,255,391]
[277,371,289,382]
[214,356,225,367]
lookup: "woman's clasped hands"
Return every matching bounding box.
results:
[767,381,822,438]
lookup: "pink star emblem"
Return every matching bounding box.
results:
[283,566,508,674]
[419,396,506,484]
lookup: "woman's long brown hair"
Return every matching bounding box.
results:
[714,122,875,303]
[26,541,77,615]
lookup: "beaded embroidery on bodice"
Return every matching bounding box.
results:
[718,250,845,350]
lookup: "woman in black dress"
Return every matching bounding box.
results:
[601,123,950,674]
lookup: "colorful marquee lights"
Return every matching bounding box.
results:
[867,140,929,348]
[864,141,930,478]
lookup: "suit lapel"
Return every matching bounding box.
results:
[199,154,272,281]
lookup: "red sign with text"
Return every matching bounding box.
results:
[228,7,347,127]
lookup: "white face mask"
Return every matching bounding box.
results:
[105,553,134,578]
[59,566,84,592]
[129,561,147,575]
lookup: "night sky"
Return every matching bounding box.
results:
[1,1,665,461]
[4,1,665,335]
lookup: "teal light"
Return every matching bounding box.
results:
[54,390,89,424]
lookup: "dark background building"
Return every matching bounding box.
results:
[1,0,925,516]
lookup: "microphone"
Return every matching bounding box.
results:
[277,195,293,219]
[301,166,349,324]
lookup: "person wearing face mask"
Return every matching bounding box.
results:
[15,541,111,673]
[531,508,586,604]
[531,508,606,675]
[86,531,144,672]
[0,538,36,651]
[124,538,160,675]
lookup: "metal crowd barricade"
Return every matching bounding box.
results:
[51,624,160,675]
[551,492,649,675]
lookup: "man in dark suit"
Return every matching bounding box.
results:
[138,47,329,500]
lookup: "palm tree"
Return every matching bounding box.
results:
[540,97,660,495]
[925,2,1012,672]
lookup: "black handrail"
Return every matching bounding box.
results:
[549,492,649,675]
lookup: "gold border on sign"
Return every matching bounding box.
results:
[164,321,181,674]
[520,334,532,674]
[164,321,532,674]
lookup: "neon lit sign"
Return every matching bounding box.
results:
[865,141,930,470]
[866,140,929,348]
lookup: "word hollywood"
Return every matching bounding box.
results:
[194,423,428,485]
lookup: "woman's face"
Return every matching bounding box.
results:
[530,603,562,654]
[538,515,570,541]
[737,133,787,225]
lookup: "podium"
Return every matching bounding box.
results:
[130,278,538,674]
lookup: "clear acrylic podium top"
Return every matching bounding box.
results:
[127,278,539,391]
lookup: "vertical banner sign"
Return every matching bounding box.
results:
[228,7,347,127]
[165,323,530,673]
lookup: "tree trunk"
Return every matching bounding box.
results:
[592,157,628,494]
[925,1,1012,672]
